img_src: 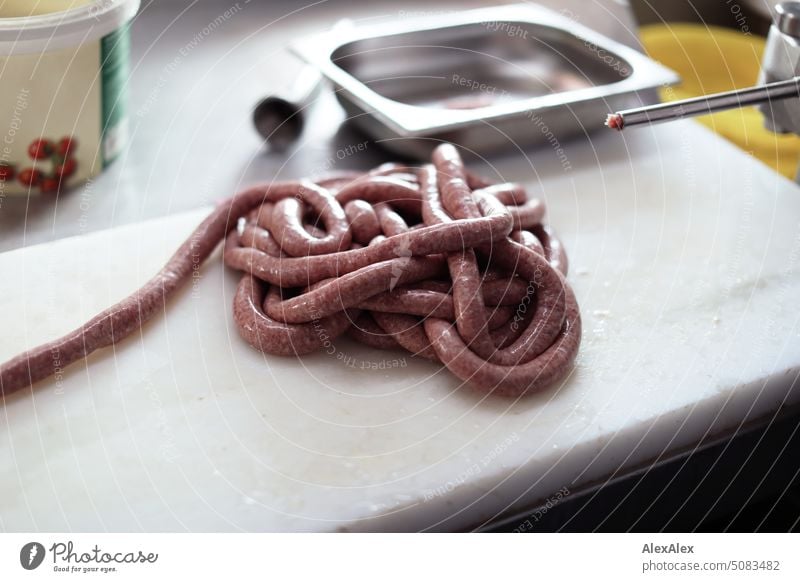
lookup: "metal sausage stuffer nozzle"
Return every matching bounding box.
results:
[760,2,800,137]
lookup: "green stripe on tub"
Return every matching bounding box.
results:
[100,22,131,167]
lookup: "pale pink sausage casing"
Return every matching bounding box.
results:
[0,144,581,399]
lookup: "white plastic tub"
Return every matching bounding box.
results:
[0,0,139,197]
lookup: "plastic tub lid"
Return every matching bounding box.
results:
[0,0,140,56]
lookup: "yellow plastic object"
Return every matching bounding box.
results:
[639,23,800,178]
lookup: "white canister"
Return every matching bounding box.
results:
[0,0,139,197]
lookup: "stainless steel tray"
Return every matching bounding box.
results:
[293,3,679,158]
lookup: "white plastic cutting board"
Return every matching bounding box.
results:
[2,121,799,532]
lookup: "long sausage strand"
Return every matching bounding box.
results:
[0,144,581,398]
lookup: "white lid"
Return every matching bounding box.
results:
[0,0,140,56]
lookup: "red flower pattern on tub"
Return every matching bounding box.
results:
[21,136,79,193]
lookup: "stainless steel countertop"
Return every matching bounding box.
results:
[0,0,640,252]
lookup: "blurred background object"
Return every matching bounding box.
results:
[639,24,800,178]
[252,64,323,151]
[631,0,800,178]
[631,0,772,33]
[252,19,353,151]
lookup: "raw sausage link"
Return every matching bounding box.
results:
[0,144,581,398]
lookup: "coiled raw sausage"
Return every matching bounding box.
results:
[0,144,581,398]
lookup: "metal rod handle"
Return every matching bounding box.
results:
[606,77,800,130]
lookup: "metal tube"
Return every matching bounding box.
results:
[606,77,800,130]
[252,65,324,150]
[253,19,353,150]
